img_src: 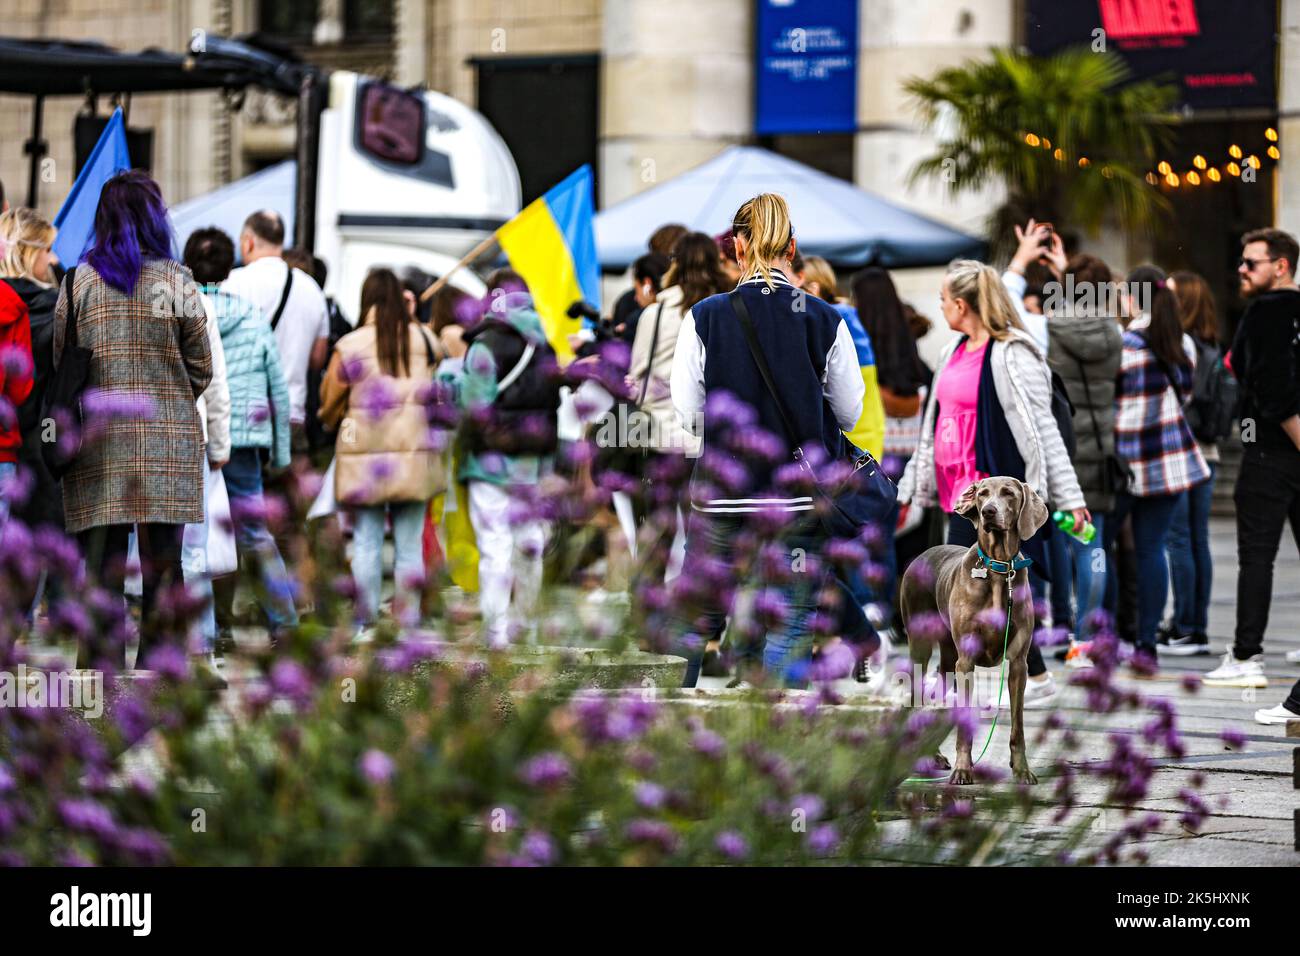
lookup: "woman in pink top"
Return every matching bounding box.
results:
[897,260,1088,703]
[932,336,988,513]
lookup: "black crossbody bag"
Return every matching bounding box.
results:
[41,268,93,480]
[728,290,895,538]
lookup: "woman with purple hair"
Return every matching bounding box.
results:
[52,170,213,670]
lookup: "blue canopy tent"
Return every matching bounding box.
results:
[595,146,985,270]
[169,160,296,251]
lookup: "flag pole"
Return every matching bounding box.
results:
[420,232,500,303]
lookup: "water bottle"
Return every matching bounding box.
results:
[1052,510,1096,544]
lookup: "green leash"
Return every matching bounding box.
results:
[903,572,1015,784]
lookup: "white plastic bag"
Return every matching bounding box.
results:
[204,468,237,577]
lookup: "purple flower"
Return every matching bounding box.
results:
[270,659,313,702]
[691,729,726,761]
[791,794,826,822]
[359,749,396,785]
[633,781,667,811]
[809,641,855,682]
[520,830,557,866]
[624,818,679,854]
[714,830,749,860]
[807,823,839,856]
[140,644,188,681]
[1219,728,1246,751]
[519,752,572,790]
[113,827,169,865]
[57,798,117,838]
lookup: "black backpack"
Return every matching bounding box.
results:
[461,318,562,456]
[1185,338,1238,444]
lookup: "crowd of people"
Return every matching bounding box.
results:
[0,170,1297,728]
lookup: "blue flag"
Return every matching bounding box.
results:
[52,108,131,266]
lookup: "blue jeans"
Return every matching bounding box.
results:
[843,500,898,614]
[1067,512,1108,638]
[0,461,14,527]
[351,501,427,626]
[1043,523,1073,628]
[674,512,824,687]
[1166,465,1215,637]
[1112,490,1182,652]
[221,448,298,631]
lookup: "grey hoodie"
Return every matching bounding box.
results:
[1047,313,1123,512]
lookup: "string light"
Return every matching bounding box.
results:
[1022,126,1277,190]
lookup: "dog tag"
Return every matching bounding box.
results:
[970,566,988,579]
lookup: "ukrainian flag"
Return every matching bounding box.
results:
[496,165,601,362]
[834,303,885,460]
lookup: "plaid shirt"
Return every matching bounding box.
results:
[1115,330,1208,496]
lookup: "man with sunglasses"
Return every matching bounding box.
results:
[1203,229,1300,724]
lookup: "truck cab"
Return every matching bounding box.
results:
[314,70,521,312]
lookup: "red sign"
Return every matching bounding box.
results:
[1099,0,1200,40]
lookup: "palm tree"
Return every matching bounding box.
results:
[905,47,1177,256]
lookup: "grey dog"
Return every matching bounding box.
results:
[899,477,1049,785]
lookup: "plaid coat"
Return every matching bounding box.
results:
[53,260,212,533]
[1114,330,1208,497]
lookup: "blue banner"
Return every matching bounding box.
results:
[755,0,859,135]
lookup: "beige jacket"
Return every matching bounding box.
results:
[320,317,448,506]
[628,285,702,456]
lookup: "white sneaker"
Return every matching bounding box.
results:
[1023,674,1059,709]
[1254,702,1300,726]
[1286,648,1300,664]
[1202,652,1268,688]
[1064,640,1094,670]
[996,673,1058,709]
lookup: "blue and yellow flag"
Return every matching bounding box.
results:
[496,165,601,362]
[834,303,885,460]
[52,107,132,266]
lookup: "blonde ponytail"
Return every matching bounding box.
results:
[944,259,1025,341]
[731,193,794,288]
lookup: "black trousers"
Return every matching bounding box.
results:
[945,514,1047,678]
[77,523,184,670]
[1233,444,1300,660]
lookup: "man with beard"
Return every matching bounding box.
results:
[1203,229,1300,725]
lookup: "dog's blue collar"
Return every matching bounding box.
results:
[976,545,1032,575]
